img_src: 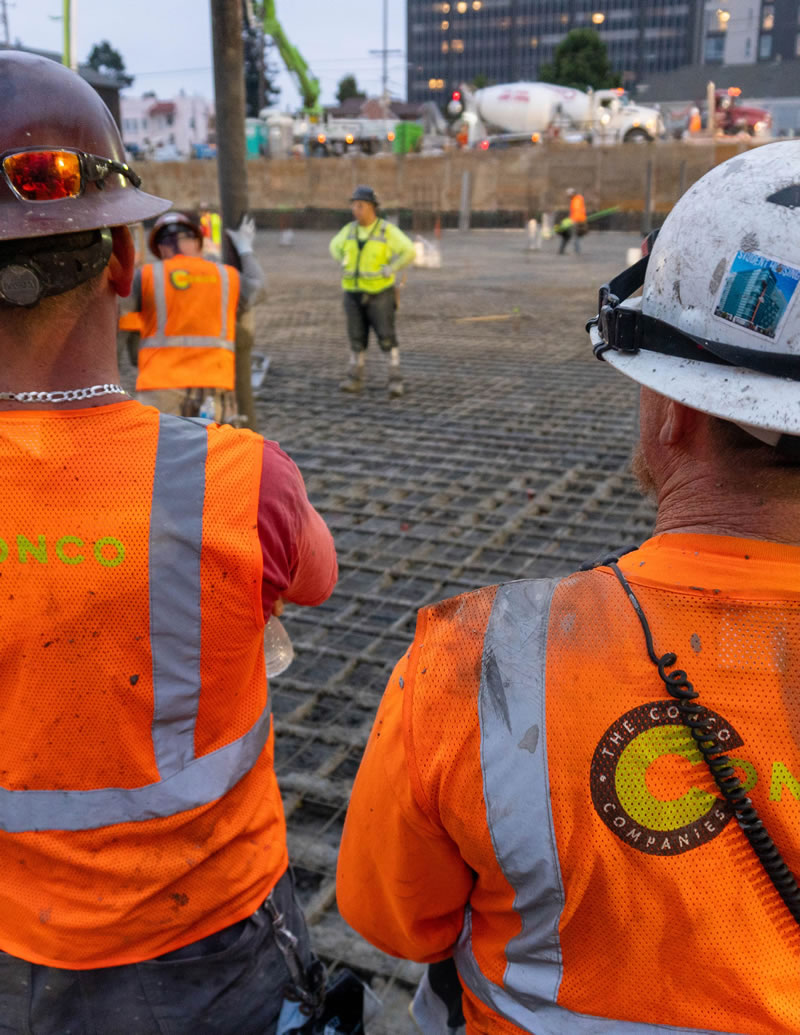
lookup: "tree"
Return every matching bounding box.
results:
[538,29,621,91]
[242,23,281,116]
[471,73,490,90]
[87,40,133,87]
[336,75,367,105]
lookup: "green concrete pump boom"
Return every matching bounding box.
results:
[260,0,322,116]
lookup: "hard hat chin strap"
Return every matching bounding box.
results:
[0,228,113,308]
[588,247,800,383]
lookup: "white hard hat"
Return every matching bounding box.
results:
[588,141,800,437]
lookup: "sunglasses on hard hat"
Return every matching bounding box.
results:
[0,148,141,203]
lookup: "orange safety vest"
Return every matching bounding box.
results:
[569,193,587,223]
[0,401,286,969]
[134,255,240,392]
[389,541,800,1034]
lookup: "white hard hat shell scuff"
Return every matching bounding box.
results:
[590,141,800,436]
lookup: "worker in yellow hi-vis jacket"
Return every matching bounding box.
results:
[329,185,416,398]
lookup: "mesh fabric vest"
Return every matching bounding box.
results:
[410,549,800,1034]
[137,255,239,392]
[0,401,286,968]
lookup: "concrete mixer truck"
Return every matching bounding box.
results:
[462,82,663,147]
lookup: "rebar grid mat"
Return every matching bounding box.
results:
[126,230,656,1031]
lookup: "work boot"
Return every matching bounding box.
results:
[388,368,404,398]
[339,367,364,394]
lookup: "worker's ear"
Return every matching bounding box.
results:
[108,226,136,298]
[659,399,700,448]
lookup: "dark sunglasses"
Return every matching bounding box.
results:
[0,148,141,203]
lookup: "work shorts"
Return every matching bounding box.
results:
[343,287,398,353]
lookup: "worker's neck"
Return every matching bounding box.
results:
[0,304,122,410]
[357,216,379,229]
[653,466,800,546]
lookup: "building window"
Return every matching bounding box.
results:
[762,4,774,30]
[452,38,465,51]
[745,36,752,56]
[705,34,725,60]
[759,32,772,57]
[441,40,450,51]
[796,32,800,55]
[706,7,730,32]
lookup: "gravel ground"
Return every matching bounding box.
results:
[125,227,656,1032]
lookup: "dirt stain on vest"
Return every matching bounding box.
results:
[483,650,511,732]
[518,725,539,754]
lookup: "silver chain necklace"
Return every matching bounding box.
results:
[0,384,127,404]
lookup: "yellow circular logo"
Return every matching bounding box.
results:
[590,701,756,855]
[169,269,191,290]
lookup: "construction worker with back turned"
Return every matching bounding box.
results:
[119,207,264,422]
[338,141,800,1034]
[329,184,416,397]
[0,52,337,1034]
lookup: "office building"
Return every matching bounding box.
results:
[407,0,706,102]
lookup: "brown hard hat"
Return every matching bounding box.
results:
[147,210,204,257]
[0,51,170,240]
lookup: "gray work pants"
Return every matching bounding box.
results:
[0,870,313,1035]
[343,287,398,353]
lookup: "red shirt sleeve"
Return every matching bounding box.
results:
[257,440,337,616]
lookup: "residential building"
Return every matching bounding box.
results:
[120,92,214,159]
[406,0,706,102]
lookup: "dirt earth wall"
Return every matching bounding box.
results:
[140,140,763,218]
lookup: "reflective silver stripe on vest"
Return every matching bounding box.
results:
[456,909,732,1034]
[149,414,206,776]
[139,335,235,352]
[219,264,230,338]
[454,579,743,1035]
[0,416,269,833]
[152,260,167,335]
[0,710,271,834]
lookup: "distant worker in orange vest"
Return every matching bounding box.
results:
[120,209,264,422]
[0,51,337,1032]
[338,142,800,1033]
[558,187,588,254]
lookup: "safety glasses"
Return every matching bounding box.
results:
[0,148,141,203]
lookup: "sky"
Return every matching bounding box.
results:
[7,0,408,108]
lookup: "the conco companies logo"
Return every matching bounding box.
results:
[590,701,755,856]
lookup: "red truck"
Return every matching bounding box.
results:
[666,88,772,139]
[713,88,772,136]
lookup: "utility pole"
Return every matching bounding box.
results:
[210,0,258,430]
[0,0,10,47]
[369,0,402,101]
